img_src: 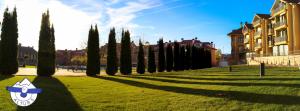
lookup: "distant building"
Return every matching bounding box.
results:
[56,48,86,66]
[18,44,37,66]
[100,42,138,66]
[228,25,246,65]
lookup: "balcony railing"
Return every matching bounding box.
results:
[255,43,262,48]
[244,38,249,43]
[268,40,274,47]
[268,28,274,35]
[274,20,287,29]
[254,31,262,37]
[275,36,287,43]
[273,4,285,15]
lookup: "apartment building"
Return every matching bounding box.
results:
[252,14,272,56]
[228,25,246,65]
[229,0,300,66]
[242,23,254,55]
[270,0,300,56]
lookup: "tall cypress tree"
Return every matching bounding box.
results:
[191,45,197,70]
[166,42,173,72]
[173,41,180,71]
[179,45,185,71]
[148,46,156,73]
[137,40,145,74]
[158,38,165,72]
[106,28,118,75]
[185,44,191,70]
[0,7,19,75]
[37,10,55,76]
[120,30,132,75]
[49,25,56,74]
[86,25,100,76]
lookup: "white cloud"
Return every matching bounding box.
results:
[106,0,159,29]
[0,0,160,50]
[0,0,101,50]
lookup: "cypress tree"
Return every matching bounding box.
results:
[0,7,19,75]
[137,40,145,74]
[179,45,185,71]
[37,10,56,76]
[106,28,118,75]
[120,30,132,75]
[185,44,191,70]
[148,46,156,73]
[191,45,197,70]
[158,39,165,72]
[166,42,173,72]
[201,47,208,69]
[86,25,100,76]
[49,25,56,74]
[173,41,180,71]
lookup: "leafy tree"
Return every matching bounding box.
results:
[166,42,173,72]
[0,7,19,75]
[158,38,165,72]
[173,41,180,71]
[120,30,132,75]
[137,40,145,74]
[86,25,100,76]
[147,45,156,73]
[106,28,118,75]
[37,10,56,76]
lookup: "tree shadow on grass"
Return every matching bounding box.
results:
[123,76,300,88]
[17,76,83,111]
[0,75,14,81]
[155,75,300,81]
[93,76,300,105]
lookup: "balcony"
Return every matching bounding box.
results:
[255,43,262,48]
[274,36,287,44]
[244,38,249,43]
[254,31,262,38]
[268,40,274,47]
[268,28,274,35]
[274,20,287,29]
[273,4,285,15]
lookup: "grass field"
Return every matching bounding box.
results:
[1,65,300,110]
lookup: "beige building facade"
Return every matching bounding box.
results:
[229,0,300,66]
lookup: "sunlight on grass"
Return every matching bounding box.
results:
[1,65,300,110]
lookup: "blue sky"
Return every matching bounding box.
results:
[0,0,274,53]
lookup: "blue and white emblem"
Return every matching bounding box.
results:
[6,78,42,107]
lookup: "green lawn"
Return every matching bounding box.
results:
[1,65,300,110]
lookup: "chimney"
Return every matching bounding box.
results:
[240,22,243,28]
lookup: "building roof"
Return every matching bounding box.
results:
[244,23,254,29]
[227,28,243,36]
[282,0,300,3]
[256,14,271,19]
[19,46,37,54]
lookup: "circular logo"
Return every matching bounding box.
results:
[6,78,42,107]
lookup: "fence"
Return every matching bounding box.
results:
[245,50,300,67]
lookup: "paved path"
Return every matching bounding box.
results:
[16,68,88,76]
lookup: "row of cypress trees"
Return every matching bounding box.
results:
[0,7,19,75]
[104,28,157,75]
[157,39,212,73]
[0,8,57,76]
